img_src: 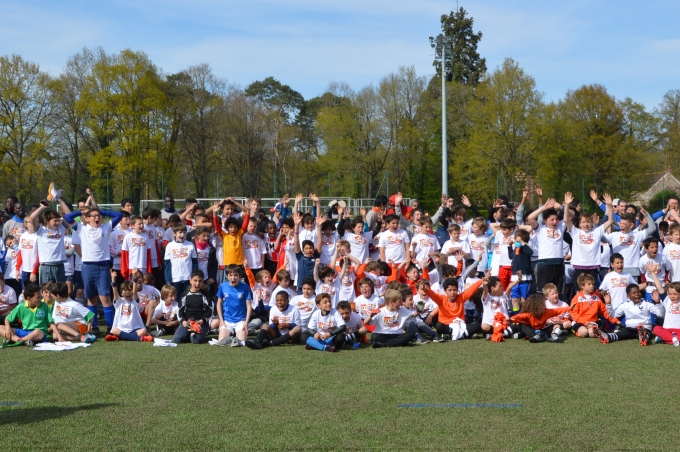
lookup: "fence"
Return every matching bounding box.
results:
[139,197,412,216]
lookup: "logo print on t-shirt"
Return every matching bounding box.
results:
[386,236,403,245]
[353,235,366,245]
[383,313,399,328]
[122,304,132,316]
[618,235,635,246]
[579,233,594,245]
[171,248,189,259]
[131,237,146,247]
[55,305,69,318]
[669,250,680,260]
[545,229,561,239]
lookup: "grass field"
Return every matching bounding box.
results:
[2,335,679,451]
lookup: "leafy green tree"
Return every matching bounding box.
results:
[434,7,487,85]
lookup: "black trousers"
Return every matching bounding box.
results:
[536,262,565,297]
[434,321,482,338]
[517,323,553,338]
[371,322,418,347]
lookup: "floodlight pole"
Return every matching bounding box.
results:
[430,35,453,195]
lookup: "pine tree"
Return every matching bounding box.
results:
[434,7,487,86]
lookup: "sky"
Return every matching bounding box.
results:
[1,0,679,109]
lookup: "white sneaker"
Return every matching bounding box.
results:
[230,339,242,347]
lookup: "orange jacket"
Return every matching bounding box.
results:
[510,307,570,329]
[424,280,483,324]
[569,291,619,325]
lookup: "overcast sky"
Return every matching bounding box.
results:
[2,0,679,108]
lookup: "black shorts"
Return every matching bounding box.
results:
[572,321,600,332]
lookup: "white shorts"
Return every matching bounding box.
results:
[220,320,246,334]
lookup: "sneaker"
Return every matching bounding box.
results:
[215,337,232,346]
[512,333,520,339]
[432,334,444,343]
[529,334,545,343]
[140,335,153,342]
[442,334,452,341]
[305,345,313,350]
[87,334,97,343]
[245,339,263,350]
[654,336,664,344]
[231,339,243,347]
[352,341,360,349]
[637,324,649,346]
[209,329,218,336]
[547,333,560,342]
[372,342,384,348]
[324,345,337,352]
[415,336,429,345]
[24,340,35,346]
[105,334,119,341]
[91,326,101,336]
[485,334,492,340]
[247,329,257,336]
[151,328,166,338]
[592,325,609,344]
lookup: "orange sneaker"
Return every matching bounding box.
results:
[140,335,153,342]
[105,334,119,341]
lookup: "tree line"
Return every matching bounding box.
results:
[1,8,678,211]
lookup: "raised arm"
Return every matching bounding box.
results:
[563,192,574,231]
[86,188,98,209]
[27,201,49,230]
[310,193,321,219]
[600,193,615,231]
[293,212,302,254]
[640,207,656,237]
[526,198,556,229]
[315,216,325,254]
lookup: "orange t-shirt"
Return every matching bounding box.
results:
[425,280,483,324]
[510,307,570,329]
[569,291,619,325]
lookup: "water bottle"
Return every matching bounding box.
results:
[673,332,679,347]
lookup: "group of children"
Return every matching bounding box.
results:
[2,187,680,351]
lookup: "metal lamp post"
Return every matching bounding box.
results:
[430,35,453,195]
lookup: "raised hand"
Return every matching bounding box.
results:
[602,193,613,206]
[564,192,573,205]
[309,193,319,203]
[282,193,290,205]
[589,190,599,203]
[293,211,302,226]
[534,185,543,197]
[522,187,529,199]
[441,193,448,207]
[316,215,327,226]
[360,207,367,218]
[394,192,403,206]
[461,195,471,207]
[295,193,304,204]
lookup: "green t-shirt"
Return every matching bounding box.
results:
[6,301,52,333]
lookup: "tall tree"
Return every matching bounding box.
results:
[0,54,53,201]
[656,89,680,170]
[435,7,487,85]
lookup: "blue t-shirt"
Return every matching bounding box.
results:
[216,281,252,322]
[296,250,320,286]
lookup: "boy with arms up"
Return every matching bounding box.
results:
[163,224,198,297]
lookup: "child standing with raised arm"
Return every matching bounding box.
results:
[120,217,152,281]
[27,200,69,284]
[293,212,322,294]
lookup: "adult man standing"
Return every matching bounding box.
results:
[3,196,17,222]
[3,202,26,239]
[366,195,389,231]
[161,195,179,220]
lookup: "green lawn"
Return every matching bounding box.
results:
[1,336,679,451]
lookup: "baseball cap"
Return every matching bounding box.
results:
[269,202,283,213]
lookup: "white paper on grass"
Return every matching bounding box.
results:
[33,342,92,351]
[153,338,177,347]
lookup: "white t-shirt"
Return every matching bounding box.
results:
[268,304,301,335]
[343,231,372,263]
[639,253,671,292]
[662,242,680,282]
[605,230,647,269]
[662,294,680,329]
[195,244,212,280]
[52,299,92,324]
[136,284,161,313]
[291,294,316,331]
[569,225,606,266]
[36,225,66,263]
[411,294,437,318]
[164,240,197,282]
[467,234,488,269]
[481,293,509,325]
[599,271,636,311]
[316,278,342,308]
[545,299,569,309]
[4,246,18,280]
[367,306,412,334]
[153,301,178,319]
[492,230,514,267]
[142,224,159,267]
[112,298,146,333]
[298,228,317,246]
[378,229,410,263]
[365,272,388,297]
[319,231,339,265]
[344,312,364,334]
[63,236,75,276]
[0,284,17,310]
[77,222,113,262]
[307,308,345,333]
[411,233,440,263]
[354,294,382,320]
[18,231,38,273]
[536,222,566,260]
[455,219,474,242]
[122,232,151,272]
[612,300,663,330]
[251,282,274,308]
[109,229,128,270]
[242,233,266,269]
[442,239,471,266]
[336,269,356,303]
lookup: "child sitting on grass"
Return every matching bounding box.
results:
[365,289,418,348]
[570,273,620,342]
[305,293,346,352]
[509,293,570,343]
[245,291,301,350]
[107,280,152,342]
[402,288,443,344]
[174,270,215,344]
[481,275,519,339]
[543,283,572,333]
[150,284,179,337]
[49,282,96,343]
[602,283,663,346]
[291,278,317,343]
[335,300,366,349]
[424,275,486,340]
[0,284,56,346]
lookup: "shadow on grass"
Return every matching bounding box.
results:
[0,403,116,425]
